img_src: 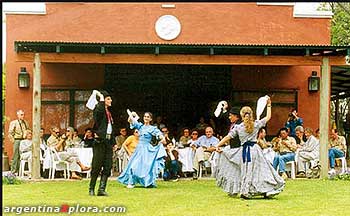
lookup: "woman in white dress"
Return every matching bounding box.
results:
[216,97,285,199]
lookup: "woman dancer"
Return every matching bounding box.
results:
[118,112,166,188]
[216,97,285,199]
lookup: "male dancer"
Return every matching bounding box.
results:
[89,91,116,196]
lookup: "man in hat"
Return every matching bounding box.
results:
[89,90,116,196]
[227,107,241,148]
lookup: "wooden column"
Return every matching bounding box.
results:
[335,98,339,129]
[32,53,41,179]
[319,57,331,179]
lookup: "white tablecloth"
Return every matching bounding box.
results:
[69,148,93,167]
[43,148,93,169]
[177,147,195,172]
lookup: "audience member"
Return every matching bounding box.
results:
[285,108,303,138]
[65,127,81,148]
[295,126,307,148]
[179,128,191,148]
[8,109,30,174]
[113,127,128,173]
[47,126,64,151]
[19,129,33,177]
[81,128,96,148]
[163,142,181,182]
[122,129,140,156]
[192,126,219,178]
[328,129,347,175]
[272,127,297,180]
[51,127,90,180]
[73,128,82,146]
[296,128,319,177]
[161,127,173,146]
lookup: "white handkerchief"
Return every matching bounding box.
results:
[86,90,99,110]
[127,109,139,121]
[214,101,225,117]
[256,95,268,120]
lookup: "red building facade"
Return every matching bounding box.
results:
[4,3,335,159]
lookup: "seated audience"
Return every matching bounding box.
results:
[296,127,319,177]
[192,126,219,178]
[161,127,173,146]
[163,142,181,182]
[273,127,297,180]
[328,129,347,175]
[295,126,307,148]
[179,128,191,148]
[64,127,81,148]
[19,129,33,177]
[51,127,91,180]
[81,128,96,148]
[73,128,82,146]
[113,127,128,174]
[122,129,140,156]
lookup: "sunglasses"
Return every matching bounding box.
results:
[192,133,198,135]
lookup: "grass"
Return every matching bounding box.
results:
[3,178,349,216]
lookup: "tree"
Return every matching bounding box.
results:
[318,2,350,45]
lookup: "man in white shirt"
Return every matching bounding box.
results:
[192,126,219,178]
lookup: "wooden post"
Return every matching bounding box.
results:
[335,98,339,129]
[32,53,41,179]
[319,57,331,179]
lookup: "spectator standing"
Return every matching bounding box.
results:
[8,109,30,174]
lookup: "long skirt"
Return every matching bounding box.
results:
[216,144,285,197]
[118,142,166,187]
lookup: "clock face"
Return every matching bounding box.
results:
[155,15,181,41]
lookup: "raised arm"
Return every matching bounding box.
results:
[262,96,272,123]
[217,135,231,148]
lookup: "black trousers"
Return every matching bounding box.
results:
[89,139,113,189]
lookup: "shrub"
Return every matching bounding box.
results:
[2,172,22,185]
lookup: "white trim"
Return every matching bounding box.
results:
[293,12,333,18]
[4,11,46,15]
[3,3,46,15]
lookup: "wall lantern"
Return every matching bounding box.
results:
[18,67,30,88]
[308,71,320,92]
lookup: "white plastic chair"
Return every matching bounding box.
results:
[337,157,348,174]
[198,152,214,179]
[19,158,31,178]
[277,160,296,179]
[49,147,70,179]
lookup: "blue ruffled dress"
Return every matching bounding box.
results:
[117,119,166,187]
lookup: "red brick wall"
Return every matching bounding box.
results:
[4,2,329,160]
[6,3,330,45]
[232,65,320,135]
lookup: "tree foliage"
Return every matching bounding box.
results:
[319,2,350,45]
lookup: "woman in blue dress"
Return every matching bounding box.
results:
[118,112,166,188]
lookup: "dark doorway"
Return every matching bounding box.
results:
[105,64,232,136]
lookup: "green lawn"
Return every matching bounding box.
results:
[3,179,349,216]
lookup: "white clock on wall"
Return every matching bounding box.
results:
[155,15,181,41]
